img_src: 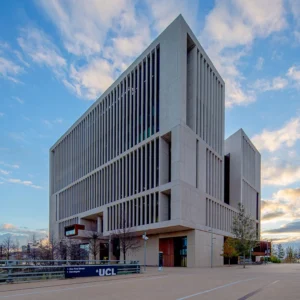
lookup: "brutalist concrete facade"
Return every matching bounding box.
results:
[49,15,261,267]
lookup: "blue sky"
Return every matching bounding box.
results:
[1,0,300,246]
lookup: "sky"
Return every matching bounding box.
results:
[1,0,300,247]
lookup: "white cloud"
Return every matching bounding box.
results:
[253,76,288,92]
[9,132,27,143]
[35,1,144,99]
[18,27,66,73]
[34,0,287,105]
[12,96,24,104]
[289,0,300,26]
[287,65,300,87]
[0,57,23,83]
[54,118,63,124]
[252,117,300,152]
[289,1,300,43]
[13,50,30,68]
[261,188,300,228]
[255,57,264,70]
[225,78,256,107]
[0,162,19,169]
[201,0,286,107]
[147,0,199,33]
[64,59,114,100]
[294,31,300,43]
[37,0,128,57]
[36,0,199,100]
[0,43,27,82]
[42,118,63,128]
[203,0,286,49]
[0,223,48,246]
[262,160,300,186]
[0,169,10,175]
[6,178,42,189]
[21,115,31,121]
[0,41,10,51]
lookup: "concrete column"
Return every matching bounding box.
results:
[97,216,102,233]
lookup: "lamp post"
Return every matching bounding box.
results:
[142,232,148,272]
[263,238,269,264]
[209,228,216,268]
[108,235,111,262]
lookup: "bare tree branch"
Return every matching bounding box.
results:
[112,216,141,262]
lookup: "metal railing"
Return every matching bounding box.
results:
[0,260,140,284]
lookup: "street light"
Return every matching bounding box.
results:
[263,238,270,264]
[208,228,216,268]
[108,235,111,262]
[142,232,148,272]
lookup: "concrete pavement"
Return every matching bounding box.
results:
[0,264,299,299]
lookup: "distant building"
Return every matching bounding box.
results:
[49,15,261,267]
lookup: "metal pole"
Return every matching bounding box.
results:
[108,235,111,262]
[266,240,269,264]
[144,231,147,272]
[211,228,213,268]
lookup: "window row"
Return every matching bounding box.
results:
[206,149,222,200]
[206,198,237,233]
[242,180,258,220]
[58,138,160,220]
[186,45,224,155]
[107,192,159,231]
[51,46,160,193]
[242,136,256,186]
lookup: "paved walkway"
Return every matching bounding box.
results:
[0,264,299,299]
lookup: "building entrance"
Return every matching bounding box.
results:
[100,243,109,260]
[159,236,187,267]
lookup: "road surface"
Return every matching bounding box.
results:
[0,264,299,299]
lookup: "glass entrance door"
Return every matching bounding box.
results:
[174,236,187,267]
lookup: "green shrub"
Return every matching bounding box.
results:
[270,256,281,263]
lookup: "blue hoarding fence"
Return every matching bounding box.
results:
[0,260,140,283]
[65,264,140,278]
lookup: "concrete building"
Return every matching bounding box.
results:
[49,15,261,267]
[224,129,261,238]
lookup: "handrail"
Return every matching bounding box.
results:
[0,260,141,284]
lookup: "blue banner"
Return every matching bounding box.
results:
[65,265,140,278]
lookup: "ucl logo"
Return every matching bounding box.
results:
[96,268,117,276]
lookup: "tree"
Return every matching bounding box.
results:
[231,203,258,268]
[296,248,300,260]
[272,244,278,258]
[221,237,238,266]
[1,236,16,260]
[38,236,58,261]
[277,244,285,259]
[57,240,68,260]
[29,246,40,262]
[68,239,84,261]
[112,217,141,262]
[285,246,296,263]
[89,233,101,261]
